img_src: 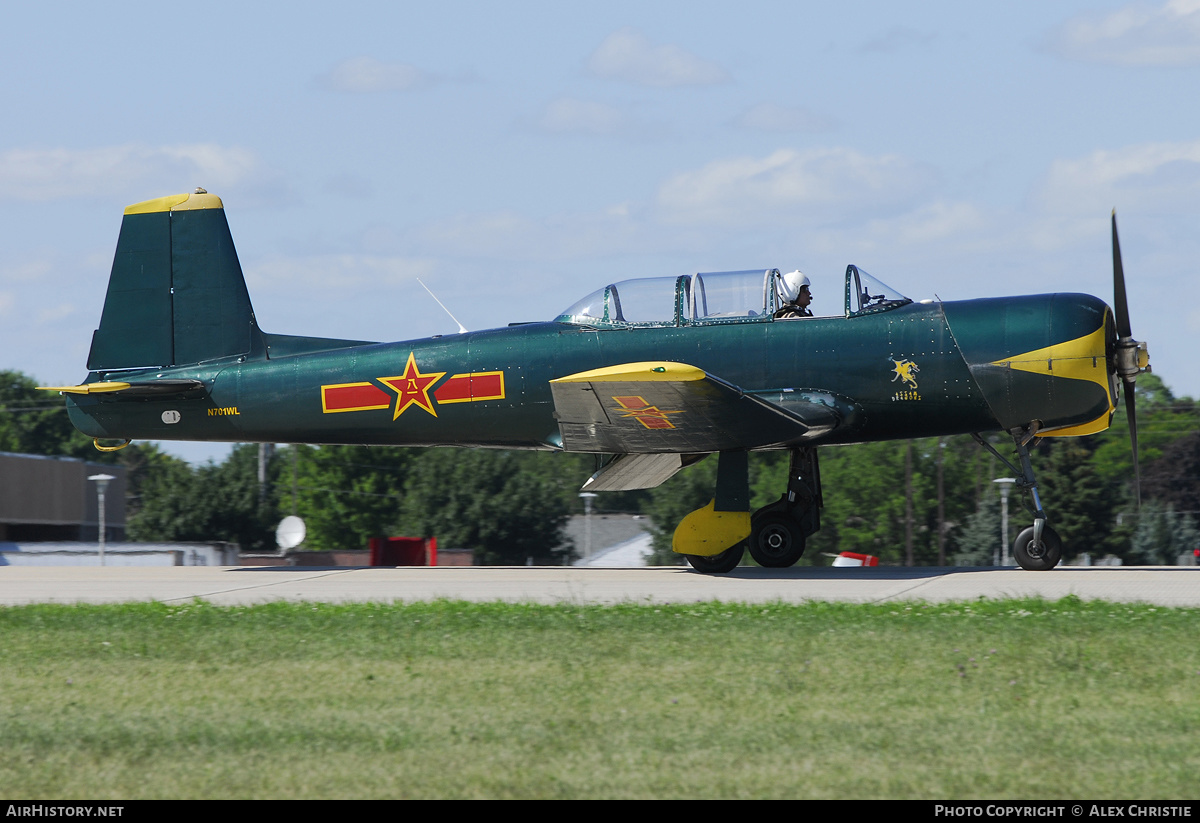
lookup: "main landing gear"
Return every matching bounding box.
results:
[675,448,823,574]
[972,425,1063,571]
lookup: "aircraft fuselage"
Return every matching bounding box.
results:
[66,291,1115,453]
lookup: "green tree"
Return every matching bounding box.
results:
[1142,431,1200,516]
[1129,501,1200,565]
[130,444,280,551]
[953,488,1001,566]
[0,370,96,457]
[291,445,414,551]
[395,449,573,564]
[1090,374,1199,504]
[1035,436,1128,561]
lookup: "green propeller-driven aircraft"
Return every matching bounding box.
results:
[41,190,1151,572]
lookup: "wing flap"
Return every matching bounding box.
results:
[582,453,708,492]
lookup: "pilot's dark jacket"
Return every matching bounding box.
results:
[773,304,813,319]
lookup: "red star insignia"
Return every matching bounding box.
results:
[380,353,446,419]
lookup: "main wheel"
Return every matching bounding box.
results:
[748,513,805,568]
[1013,525,1062,571]
[685,543,745,574]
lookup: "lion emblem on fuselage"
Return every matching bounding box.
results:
[891,358,920,390]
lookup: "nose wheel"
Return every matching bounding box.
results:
[1012,524,1062,571]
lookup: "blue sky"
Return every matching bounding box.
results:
[2,1,1197,464]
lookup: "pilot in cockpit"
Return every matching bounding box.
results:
[773,270,813,319]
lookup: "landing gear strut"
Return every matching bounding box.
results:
[972,425,1062,571]
[747,447,822,568]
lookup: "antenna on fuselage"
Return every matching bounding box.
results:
[417,278,469,334]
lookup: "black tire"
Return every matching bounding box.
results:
[748,513,805,568]
[1013,525,1062,571]
[685,543,745,574]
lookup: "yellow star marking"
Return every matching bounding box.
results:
[379,352,446,419]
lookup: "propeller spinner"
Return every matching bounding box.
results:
[1110,211,1151,504]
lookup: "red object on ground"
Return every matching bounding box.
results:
[368,536,437,566]
[833,551,879,567]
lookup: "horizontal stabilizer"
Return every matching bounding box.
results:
[549,361,812,453]
[38,379,205,397]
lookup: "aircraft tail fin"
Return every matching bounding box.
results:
[87,190,262,371]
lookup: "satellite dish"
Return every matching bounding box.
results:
[276,515,306,550]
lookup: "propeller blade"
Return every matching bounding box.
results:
[1112,210,1132,339]
[1112,210,1141,507]
[1124,382,1141,507]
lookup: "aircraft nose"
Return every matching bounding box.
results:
[944,293,1115,434]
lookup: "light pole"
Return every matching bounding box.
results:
[88,473,115,566]
[992,478,1016,567]
[579,492,598,563]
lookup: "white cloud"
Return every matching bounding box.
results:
[36,303,77,325]
[733,103,835,133]
[318,57,430,92]
[532,98,670,140]
[0,144,263,202]
[0,258,55,284]
[655,147,937,226]
[587,27,728,87]
[413,209,649,261]
[1049,0,1200,66]
[1035,140,1200,214]
[246,253,439,291]
[862,201,989,248]
[322,172,375,199]
[860,26,938,54]
[537,98,629,135]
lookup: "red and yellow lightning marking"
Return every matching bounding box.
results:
[612,395,681,429]
[379,352,446,419]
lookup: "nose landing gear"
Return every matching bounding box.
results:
[972,425,1062,571]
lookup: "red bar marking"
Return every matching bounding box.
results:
[434,374,472,403]
[435,371,505,404]
[322,382,391,413]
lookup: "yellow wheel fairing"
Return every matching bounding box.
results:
[671,499,751,556]
[988,316,1116,437]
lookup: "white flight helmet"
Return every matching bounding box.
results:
[777,269,811,303]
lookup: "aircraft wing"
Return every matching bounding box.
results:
[549,361,836,453]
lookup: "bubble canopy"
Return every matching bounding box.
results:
[554,266,910,327]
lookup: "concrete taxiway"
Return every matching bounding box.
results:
[0,565,1196,607]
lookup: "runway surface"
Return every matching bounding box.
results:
[0,565,1197,607]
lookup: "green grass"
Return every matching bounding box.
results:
[0,597,1197,799]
